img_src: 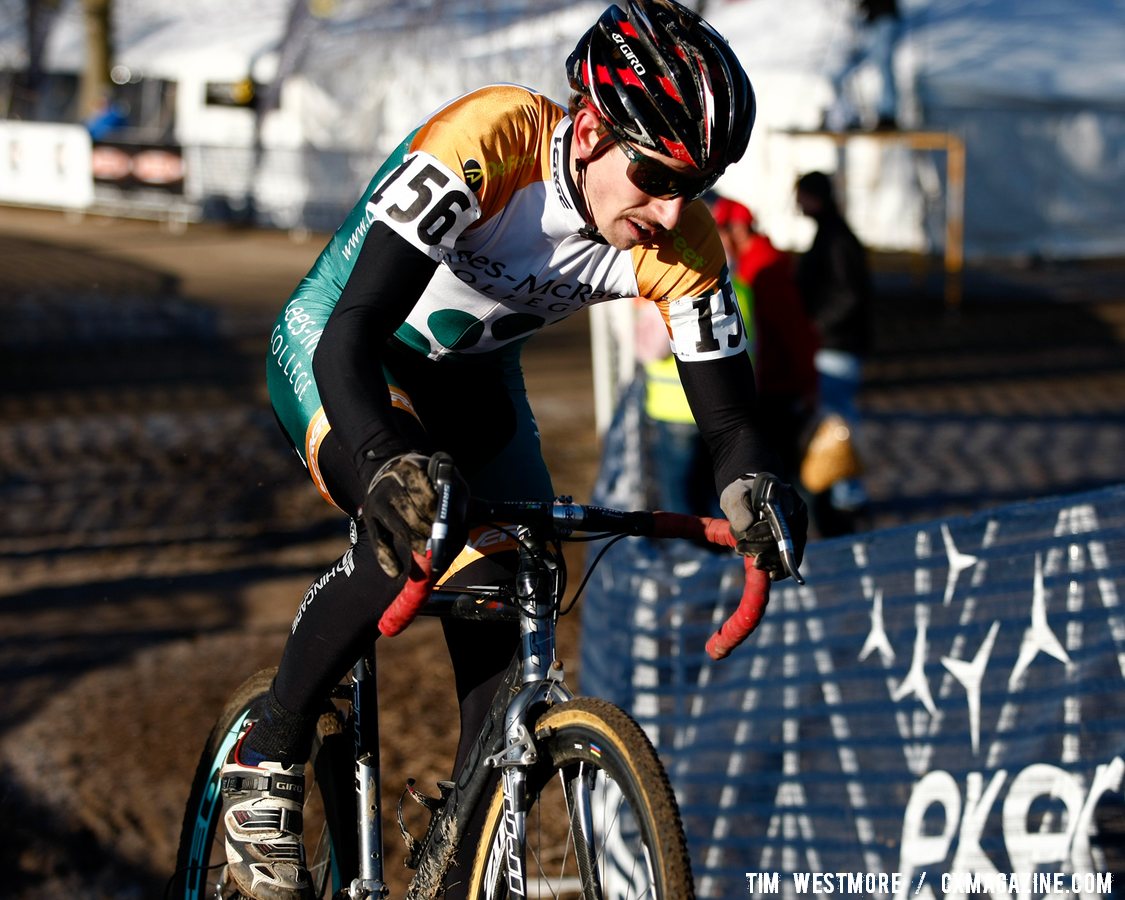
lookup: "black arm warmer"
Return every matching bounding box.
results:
[675,352,782,492]
[311,222,439,486]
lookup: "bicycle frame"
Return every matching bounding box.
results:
[342,523,575,900]
[319,496,780,899]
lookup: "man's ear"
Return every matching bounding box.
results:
[572,105,604,159]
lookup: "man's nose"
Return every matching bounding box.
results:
[649,195,686,231]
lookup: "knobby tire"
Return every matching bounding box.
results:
[168,668,357,899]
[467,697,694,900]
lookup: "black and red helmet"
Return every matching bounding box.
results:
[567,0,756,175]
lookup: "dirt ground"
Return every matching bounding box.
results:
[0,207,598,899]
[1,206,1123,898]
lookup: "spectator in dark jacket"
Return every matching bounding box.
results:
[795,170,872,534]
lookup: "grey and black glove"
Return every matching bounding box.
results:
[362,452,467,579]
[719,472,808,582]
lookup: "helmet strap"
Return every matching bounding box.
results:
[575,162,602,241]
[573,112,618,241]
[575,131,617,173]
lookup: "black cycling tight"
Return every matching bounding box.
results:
[264,430,518,777]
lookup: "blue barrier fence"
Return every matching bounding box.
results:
[581,387,1125,899]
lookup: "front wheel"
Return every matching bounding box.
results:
[168,668,357,899]
[467,697,694,900]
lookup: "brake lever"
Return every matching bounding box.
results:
[765,500,805,585]
[427,452,458,575]
[756,478,805,586]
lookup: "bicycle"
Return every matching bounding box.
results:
[169,458,800,900]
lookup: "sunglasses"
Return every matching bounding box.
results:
[617,140,719,201]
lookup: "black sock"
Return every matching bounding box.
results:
[241,682,317,767]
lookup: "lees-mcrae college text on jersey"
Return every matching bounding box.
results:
[270,84,747,479]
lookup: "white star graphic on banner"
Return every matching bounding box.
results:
[859,588,895,665]
[1009,552,1071,689]
[942,523,979,606]
[893,603,937,716]
[942,620,1001,754]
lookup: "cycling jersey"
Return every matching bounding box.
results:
[268,83,773,507]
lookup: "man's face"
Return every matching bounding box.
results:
[584,142,689,250]
[572,107,694,251]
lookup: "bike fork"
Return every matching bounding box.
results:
[488,528,570,898]
[499,766,530,897]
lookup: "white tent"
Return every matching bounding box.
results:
[708,0,1125,261]
[0,0,594,226]
[2,0,1123,258]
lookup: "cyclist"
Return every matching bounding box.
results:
[219,2,807,897]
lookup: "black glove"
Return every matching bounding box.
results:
[362,452,467,579]
[719,472,808,582]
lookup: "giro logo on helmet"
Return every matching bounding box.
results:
[566,0,756,175]
[611,32,647,77]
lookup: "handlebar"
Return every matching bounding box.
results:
[377,488,776,660]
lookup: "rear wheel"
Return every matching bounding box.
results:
[168,668,357,899]
[467,697,694,899]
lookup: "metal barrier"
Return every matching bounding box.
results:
[583,385,1125,899]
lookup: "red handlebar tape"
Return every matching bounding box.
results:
[378,551,434,637]
[650,513,737,548]
[706,558,771,660]
[651,513,772,659]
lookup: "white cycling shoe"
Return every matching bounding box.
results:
[220,730,313,900]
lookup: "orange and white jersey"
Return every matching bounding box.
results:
[312,84,746,364]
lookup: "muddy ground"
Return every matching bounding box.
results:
[1,206,1123,898]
